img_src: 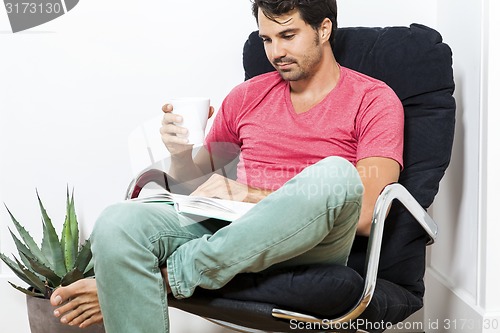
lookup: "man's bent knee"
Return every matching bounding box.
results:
[296,156,364,202]
[90,202,162,255]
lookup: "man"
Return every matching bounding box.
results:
[50,0,403,331]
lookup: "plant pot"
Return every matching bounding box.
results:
[26,295,105,333]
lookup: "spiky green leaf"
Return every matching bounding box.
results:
[8,282,44,298]
[2,189,92,298]
[13,257,46,293]
[37,191,66,277]
[61,220,75,271]
[0,253,33,287]
[60,267,84,287]
[83,267,95,278]
[17,252,44,280]
[68,189,79,250]
[75,239,92,274]
[8,230,45,281]
[4,205,50,267]
[83,255,95,278]
[61,188,78,271]
[23,254,62,287]
[8,228,33,269]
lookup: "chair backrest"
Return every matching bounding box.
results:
[243,23,456,296]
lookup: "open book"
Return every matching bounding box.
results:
[130,191,256,222]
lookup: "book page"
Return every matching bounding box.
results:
[130,192,255,222]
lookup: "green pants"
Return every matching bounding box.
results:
[91,156,363,333]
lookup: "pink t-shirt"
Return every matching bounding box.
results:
[205,66,404,191]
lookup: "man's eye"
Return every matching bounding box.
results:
[283,34,295,40]
[262,38,271,43]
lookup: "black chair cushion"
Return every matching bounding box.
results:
[170,264,364,332]
[169,23,455,330]
[169,275,422,333]
[196,264,364,317]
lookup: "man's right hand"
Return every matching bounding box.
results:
[160,103,192,157]
[160,104,214,157]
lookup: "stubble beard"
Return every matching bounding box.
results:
[275,34,322,82]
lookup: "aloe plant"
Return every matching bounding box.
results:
[0,188,93,299]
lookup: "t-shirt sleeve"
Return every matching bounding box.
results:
[204,86,243,159]
[355,83,404,168]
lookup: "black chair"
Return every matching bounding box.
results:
[126,23,455,333]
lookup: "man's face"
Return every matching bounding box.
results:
[258,8,323,81]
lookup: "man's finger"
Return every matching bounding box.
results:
[161,135,190,146]
[162,112,182,125]
[160,123,187,136]
[162,104,173,113]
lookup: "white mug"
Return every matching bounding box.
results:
[171,97,210,146]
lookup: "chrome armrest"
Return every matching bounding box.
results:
[272,183,438,325]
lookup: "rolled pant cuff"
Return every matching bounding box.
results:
[166,255,186,299]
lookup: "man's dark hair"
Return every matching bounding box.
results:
[251,0,338,44]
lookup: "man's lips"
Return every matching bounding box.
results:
[275,62,295,70]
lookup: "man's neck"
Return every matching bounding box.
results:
[289,50,340,114]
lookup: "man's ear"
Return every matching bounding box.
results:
[319,18,333,43]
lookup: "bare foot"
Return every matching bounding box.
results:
[50,279,103,328]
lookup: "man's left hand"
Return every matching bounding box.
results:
[191,174,272,203]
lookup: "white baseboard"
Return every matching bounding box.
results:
[424,269,500,333]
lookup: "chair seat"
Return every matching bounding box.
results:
[195,264,364,317]
[169,264,362,332]
[168,264,422,333]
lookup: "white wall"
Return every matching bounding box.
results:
[1,0,497,332]
[0,1,254,332]
[337,0,437,28]
[431,0,483,302]
[424,0,500,332]
[484,0,500,314]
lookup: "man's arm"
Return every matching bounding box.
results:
[160,103,214,183]
[356,157,401,236]
[160,104,239,188]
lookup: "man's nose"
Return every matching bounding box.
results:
[271,40,286,60]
